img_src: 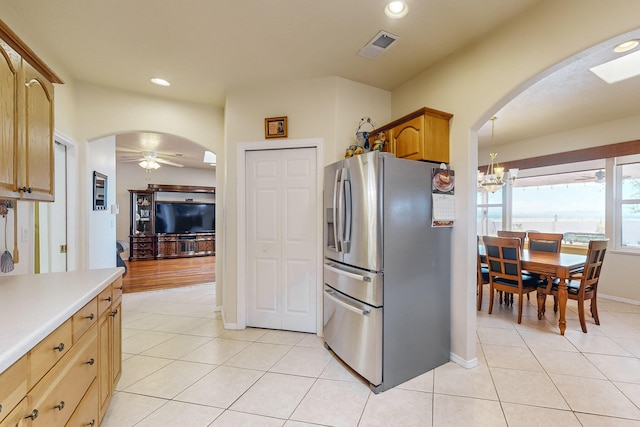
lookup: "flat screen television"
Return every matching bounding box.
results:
[155,202,215,234]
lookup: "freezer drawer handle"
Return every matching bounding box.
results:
[325,264,371,282]
[325,289,371,316]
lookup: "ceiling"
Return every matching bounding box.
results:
[3,0,640,168]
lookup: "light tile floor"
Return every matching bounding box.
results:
[101,283,640,426]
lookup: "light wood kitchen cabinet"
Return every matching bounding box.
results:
[0,275,122,427]
[373,107,453,164]
[0,20,63,202]
[98,278,122,424]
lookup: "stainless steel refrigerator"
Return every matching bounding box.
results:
[323,151,451,393]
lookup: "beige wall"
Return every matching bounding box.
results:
[222,76,390,324]
[391,0,640,364]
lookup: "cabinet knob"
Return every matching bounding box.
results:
[86,358,95,365]
[87,313,95,320]
[88,419,96,426]
[25,409,39,420]
[105,296,112,302]
[110,309,119,317]
[54,401,65,411]
[53,342,65,352]
[117,285,124,290]
[0,403,3,413]
[18,187,32,193]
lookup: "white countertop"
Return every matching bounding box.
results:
[0,268,124,373]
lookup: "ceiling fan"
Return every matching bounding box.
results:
[118,150,184,170]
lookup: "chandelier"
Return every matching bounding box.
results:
[477,117,518,193]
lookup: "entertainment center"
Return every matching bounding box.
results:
[129,184,216,261]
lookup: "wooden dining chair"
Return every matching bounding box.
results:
[477,237,490,311]
[483,236,544,323]
[537,239,608,333]
[497,230,527,241]
[527,232,563,253]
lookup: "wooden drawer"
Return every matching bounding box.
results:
[133,240,154,249]
[72,298,97,344]
[0,356,28,424]
[0,397,32,427]
[65,378,98,427]
[29,319,72,389]
[111,277,123,302]
[29,325,97,427]
[97,286,112,318]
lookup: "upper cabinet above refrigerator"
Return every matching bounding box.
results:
[370,107,453,164]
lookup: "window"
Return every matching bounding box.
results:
[616,160,640,250]
[511,169,605,245]
[477,187,502,236]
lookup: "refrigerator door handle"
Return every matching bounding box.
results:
[325,263,372,282]
[343,177,352,252]
[333,168,341,252]
[324,289,371,316]
[337,167,346,253]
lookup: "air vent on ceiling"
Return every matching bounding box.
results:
[358,30,399,59]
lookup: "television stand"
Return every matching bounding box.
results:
[156,233,215,259]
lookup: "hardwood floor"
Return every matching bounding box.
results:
[122,255,216,293]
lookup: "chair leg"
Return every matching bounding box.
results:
[477,282,483,311]
[517,293,524,324]
[591,296,600,325]
[553,295,558,313]
[536,292,546,320]
[577,301,588,333]
[488,285,495,314]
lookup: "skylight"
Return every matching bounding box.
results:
[590,49,640,84]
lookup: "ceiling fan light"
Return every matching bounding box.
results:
[139,159,160,170]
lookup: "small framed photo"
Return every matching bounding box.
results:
[265,116,288,139]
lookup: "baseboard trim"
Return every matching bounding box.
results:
[450,352,479,369]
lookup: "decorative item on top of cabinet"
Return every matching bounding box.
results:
[370,107,453,163]
[0,19,63,202]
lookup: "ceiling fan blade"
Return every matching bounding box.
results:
[155,158,184,167]
[120,157,145,163]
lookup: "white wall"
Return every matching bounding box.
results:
[391,0,640,365]
[222,76,390,324]
[87,136,117,269]
[115,163,216,256]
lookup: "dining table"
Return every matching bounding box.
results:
[479,245,587,335]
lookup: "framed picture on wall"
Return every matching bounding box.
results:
[265,116,288,139]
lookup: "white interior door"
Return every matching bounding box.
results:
[246,147,317,332]
[38,141,67,273]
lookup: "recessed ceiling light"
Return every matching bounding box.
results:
[385,1,409,19]
[590,49,640,84]
[614,40,639,53]
[150,77,171,87]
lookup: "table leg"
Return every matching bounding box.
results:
[558,279,568,335]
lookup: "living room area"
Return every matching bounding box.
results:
[113,132,217,293]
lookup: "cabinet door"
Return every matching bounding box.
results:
[21,62,54,202]
[97,313,110,423]
[0,398,32,427]
[0,42,20,198]
[392,115,424,160]
[110,299,122,390]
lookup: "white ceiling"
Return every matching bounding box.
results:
[4,0,640,168]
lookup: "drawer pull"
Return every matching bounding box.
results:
[0,403,2,413]
[87,313,95,320]
[117,285,124,290]
[54,401,65,411]
[19,187,33,194]
[110,309,119,317]
[88,419,96,426]
[105,296,112,302]
[86,358,95,365]
[53,342,65,352]
[25,409,38,420]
